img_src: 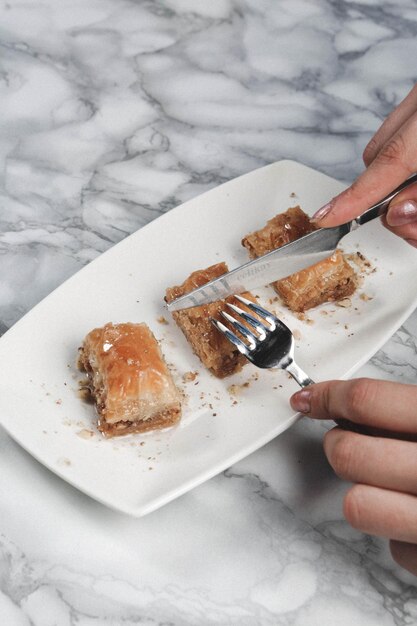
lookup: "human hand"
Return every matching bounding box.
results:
[290,378,417,577]
[312,84,417,247]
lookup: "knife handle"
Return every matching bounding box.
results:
[354,172,417,227]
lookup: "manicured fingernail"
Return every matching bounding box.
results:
[311,201,333,223]
[290,389,312,413]
[387,200,417,226]
[405,238,417,248]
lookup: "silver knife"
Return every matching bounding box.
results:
[167,173,417,312]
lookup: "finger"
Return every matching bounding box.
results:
[290,378,417,434]
[323,428,417,495]
[382,214,417,247]
[343,484,417,543]
[363,85,417,166]
[390,540,417,577]
[386,196,417,226]
[311,111,417,226]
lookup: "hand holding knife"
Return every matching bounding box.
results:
[167,173,417,312]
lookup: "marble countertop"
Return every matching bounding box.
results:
[1,0,417,623]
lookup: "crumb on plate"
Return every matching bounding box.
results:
[182,371,199,383]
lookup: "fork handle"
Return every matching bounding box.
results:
[285,362,314,387]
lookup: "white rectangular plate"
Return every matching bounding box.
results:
[0,160,416,516]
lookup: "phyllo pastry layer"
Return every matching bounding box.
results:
[242,205,316,257]
[276,249,356,312]
[78,322,181,437]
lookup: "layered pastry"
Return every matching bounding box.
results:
[242,206,316,257]
[165,262,255,378]
[276,249,356,311]
[78,322,181,437]
[242,206,357,312]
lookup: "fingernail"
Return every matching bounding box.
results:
[311,201,334,223]
[405,238,417,248]
[387,200,417,226]
[290,389,312,413]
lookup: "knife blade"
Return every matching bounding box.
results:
[166,173,417,312]
[166,224,350,311]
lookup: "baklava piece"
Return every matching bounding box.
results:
[78,322,181,437]
[242,206,316,257]
[165,262,255,378]
[276,249,356,312]
[242,206,357,312]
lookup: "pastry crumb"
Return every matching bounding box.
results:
[347,251,373,273]
[182,371,198,383]
[78,386,92,402]
[77,429,95,439]
[57,457,71,466]
[157,316,169,325]
[360,293,373,301]
[292,329,302,340]
[228,381,250,396]
[336,298,351,308]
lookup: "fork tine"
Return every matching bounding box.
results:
[234,295,278,330]
[226,302,267,339]
[210,318,250,356]
[220,310,258,349]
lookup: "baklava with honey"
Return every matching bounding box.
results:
[78,322,181,437]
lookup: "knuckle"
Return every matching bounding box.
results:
[326,432,356,478]
[343,485,365,529]
[344,176,372,204]
[346,378,374,419]
[374,135,406,167]
[320,383,333,416]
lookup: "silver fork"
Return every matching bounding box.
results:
[211,295,314,387]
